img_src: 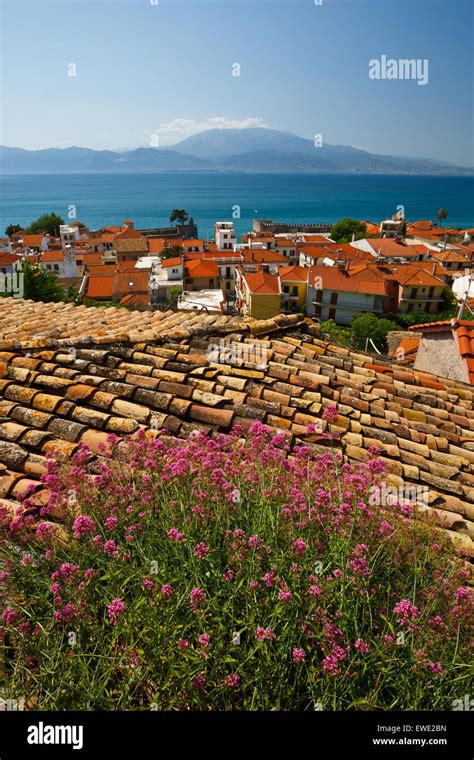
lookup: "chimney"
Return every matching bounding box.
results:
[124,219,134,230]
[432,263,436,275]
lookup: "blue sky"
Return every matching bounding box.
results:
[1,0,473,165]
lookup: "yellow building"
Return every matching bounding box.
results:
[236,271,281,319]
[279,266,308,312]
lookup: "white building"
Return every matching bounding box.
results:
[59,224,81,247]
[214,222,236,250]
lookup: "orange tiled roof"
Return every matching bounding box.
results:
[147,239,171,255]
[114,270,150,295]
[21,234,48,247]
[243,272,280,294]
[161,257,183,269]
[41,250,65,263]
[243,249,287,265]
[0,253,19,267]
[185,259,219,278]
[279,266,308,282]
[308,264,387,295]
[86,276,114,299]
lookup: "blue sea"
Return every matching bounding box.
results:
[0,173,473,238]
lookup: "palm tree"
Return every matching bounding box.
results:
[169,209,189,227]
[437,208,447,227]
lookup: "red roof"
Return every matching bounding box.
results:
[243,249,287,265]
[162,257,183,269]
[185,259,219,278]
[279,265,308,282]
[243,272,280,295]
[86,276,114,299]
[41,250,65,263]
[308,264,387,296]
[147,238,168,254]
[0,253,19,267]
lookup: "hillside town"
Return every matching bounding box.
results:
[1,212,474,384]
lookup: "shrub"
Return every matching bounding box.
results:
[1,421,472,710]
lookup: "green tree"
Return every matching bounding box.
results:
[437,208,448,227]
[169,209,189,227]
[5,224,23,237]
[21,260,64,302]
[27,212,64,237]
[319,319,352,346]
[160,243,184,261]
[331,218,367,244]
[351,312,398,351]
[168,286,183,307]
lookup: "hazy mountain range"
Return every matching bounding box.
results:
[1,128,472,175]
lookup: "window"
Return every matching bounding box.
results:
[329,308,336,320]
[209,279,214,288]
[428,286,434,297]
[54,264,59,271]
[283,285,290,294]
[315,289,323,303]
[330,292,338,305]
[226,267,231,278]
[292,286,298,296]
[410,287,417,298]
[314,303,322,317]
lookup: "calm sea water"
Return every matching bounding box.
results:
[1,173,473,238]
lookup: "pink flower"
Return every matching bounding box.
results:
[2,607,18,625]
[292,647,306,663]
[393,599,419,626]
[223,569,234,581]
[322,404,338,422]
[354,638,370,654]
[107,598,126,624]
[262,572,276,588]
[168,527,184,542]
[454,587,471,603]
[103,540,119,557]
[428,662,443,675]
[142,578,153,591]
[278,587,293,603]
[161,584,173,598]
[293,538,307,557]
[192,674,206,690]
[178,638,189,651]
[224,673,240,688]
[72,515,95,539]
[104,516,118,530]
[309,585,322,598]
[322,654,339,676]
[198,633,210,649]
[190,587,206,609]
[255,626,276,642]
[58,563,80,578]
[194,542,209,560]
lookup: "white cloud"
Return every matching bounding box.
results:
[141,117,272,147]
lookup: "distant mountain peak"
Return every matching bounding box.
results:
[0,128,471,175]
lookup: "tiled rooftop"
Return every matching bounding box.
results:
[0,298,473,562]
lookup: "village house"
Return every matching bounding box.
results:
[114,237,150,265]
[214,221,237,250]
[41,248,78,279]
[235,270,281,319]
[279,266,308,313]
[184,258,219,291]
[306,263,390,323]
